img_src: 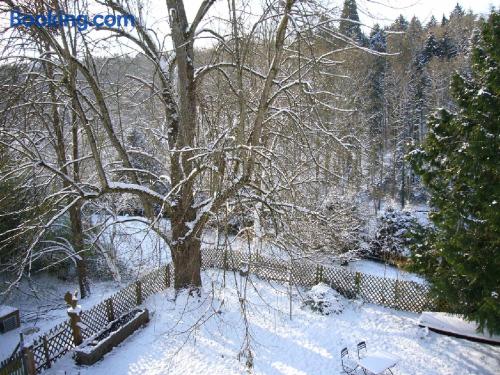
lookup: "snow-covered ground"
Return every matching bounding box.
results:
[346,259,426,284]
[43,270,499,375]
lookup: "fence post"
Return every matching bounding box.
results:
[42,336,51,369]
[165,265,171,288]
[105,298,115,322]
[394,280,401,309]
[64,291,83,346]
[354,272,361,297]
[315,265,324,284]
[135,280,143,305]
[23,347,36,375]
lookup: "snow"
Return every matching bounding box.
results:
[346,259,426,284]
[0,305,18,317]
[302,283,344,315]
[419,312,500,344]
[43,270,500,375]
[357,351,398,374]
[67,306,82,315]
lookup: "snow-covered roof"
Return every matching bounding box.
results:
[0,305,18,317]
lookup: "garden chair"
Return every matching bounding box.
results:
[341,347,359,374]
[357,341,367,359]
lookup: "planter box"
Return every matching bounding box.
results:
[74,308,149,366]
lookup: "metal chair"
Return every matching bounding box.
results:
[357,341,367,359]
[341,347,359,374]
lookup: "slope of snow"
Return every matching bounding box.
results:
[44,270,499,375]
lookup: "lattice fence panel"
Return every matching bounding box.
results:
[393,280,432,312]
[80,300,109,339]
[252,257,290,283]
[141,266,167,300]
[290,261,317,287]
[201,247,223,269]
[323,266,357,298]
[112,284,137,317]
[31,321,74,372]
[225,250,246,271]
[358,273,392,306]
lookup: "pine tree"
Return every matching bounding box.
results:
[441,14,448,27]
[426,15,437,29]
[439,32,458,59]
[450,3,465,19]
[409,12,500,334]
[391,14,409,31]
[421,33,440,63]
[339,0,366,44]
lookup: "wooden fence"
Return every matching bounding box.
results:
[0,346,30,375]
[201,248,433,312]
[0,265,171,375]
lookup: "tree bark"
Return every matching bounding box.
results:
[166,0,202,289]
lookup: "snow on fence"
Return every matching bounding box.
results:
[1,265,171,375]
[201,248,433,313]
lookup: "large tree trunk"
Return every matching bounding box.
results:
[172,238,202,289]
[166,0,202,290]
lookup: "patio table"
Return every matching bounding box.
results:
[356,351,398,375]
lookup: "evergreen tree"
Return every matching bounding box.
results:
[409,12,500,334]
[426,15,437,29]
[391,14,409,31]
[421,33,440,63]
[439,32,458,59]
[369,24,387,52]
[339,0,366,44]
[441,14,449,27]
[450,3,465,19]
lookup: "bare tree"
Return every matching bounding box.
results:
[1,0,375,292]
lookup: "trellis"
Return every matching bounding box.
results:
[201,248,433,312]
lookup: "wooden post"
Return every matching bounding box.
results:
[42,336,51,369]
[64,291,83,346]
[394,280,400,309]
[165,265,171,288]
[355,272,361,296]
[135,281,143,305]
[105,298,115,322]
[23,347,36,375]
[315,265,324,284]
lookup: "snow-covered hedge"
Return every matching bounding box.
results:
[302,283,344,315]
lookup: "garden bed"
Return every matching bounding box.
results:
[74,308,149,365]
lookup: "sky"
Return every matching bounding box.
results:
[355,0,496,27]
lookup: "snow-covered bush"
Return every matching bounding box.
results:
[368,208,425,260]
[302,283,344,315]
